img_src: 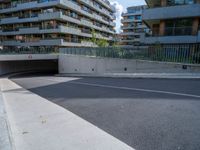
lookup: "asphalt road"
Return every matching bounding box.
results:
[11,75,200,150]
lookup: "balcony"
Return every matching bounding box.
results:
[60,0,113,25]
[145,0,200,8]
[1,40,21,46]
[80,0,112,19]
[143,4,200,22]
[1,17,38,25]
[96,0,113,12]
[122,11,142,17]
[0,12,113,34]
[121,38,140,42]
[0,0,114,28]
[109,22,116,27]
[0,11,81,27]
[144,36,199,44]
[121,25,146,30]
[121,19,134,23]
[93,13,104,22]
[121,19,141,23]
[62,40,97,47]
[0,25,85,36]
[0,27,37,35]
[121,32,142,36]
[81,19,93,27]
[164,27,193,36]
[0,25,114,40]
[143,27,200,44]
[151,27,193,37]
[0,0,60,13]
[81,41,97,47]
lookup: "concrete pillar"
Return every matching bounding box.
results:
[159,21,165,36]
[192,18,199,35]
[29,10,31,19]
[161,0,167,6]
[53,20,56,29]
[42,34,45,40]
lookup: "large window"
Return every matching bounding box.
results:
[165,19,193,35]
[165,19,193,28]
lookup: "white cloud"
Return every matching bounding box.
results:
[110,1,124,33]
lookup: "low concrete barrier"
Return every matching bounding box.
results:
[59,55,200,74]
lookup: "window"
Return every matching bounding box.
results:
[82,6,92,14]
[167,0,194,6]
[165,19,193,35]
[135,15,142,20]
[128,16,134,19]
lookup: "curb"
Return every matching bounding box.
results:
[56,73,200,79]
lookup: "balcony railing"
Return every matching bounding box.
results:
[147,1,197,8]
[63,38,81,43]
[0,0,57,10]
[0,47,58,54]
[165,27,193,36]
[150,27,193,37]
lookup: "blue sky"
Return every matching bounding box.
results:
[110,0,146,10]
[109,0,146,33]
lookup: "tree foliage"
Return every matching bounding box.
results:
[91,29,109,47]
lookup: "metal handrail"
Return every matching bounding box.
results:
[0,47,58,55]
[59,44,200,64]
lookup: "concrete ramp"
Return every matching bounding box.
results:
[0,79,134,150]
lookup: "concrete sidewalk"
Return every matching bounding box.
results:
[0,78,134,150]
[0,88,12,150]
[58,73,200,79]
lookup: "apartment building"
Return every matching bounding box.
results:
[143,0,200,44]
[120,5,149,47]
[0,0,116,48]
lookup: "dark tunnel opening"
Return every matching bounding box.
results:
[0,59,58,77]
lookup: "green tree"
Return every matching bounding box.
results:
[91,29,97,45]
[96,39,109,47]
[91,29,109,47]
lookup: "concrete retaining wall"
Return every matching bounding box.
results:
[59,55,200,74]
[0,60,58,76]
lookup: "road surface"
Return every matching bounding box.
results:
[11,75,200,150]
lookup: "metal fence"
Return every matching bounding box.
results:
[0,47,58,55]
[60,44,200,64]
[1,44,199,64]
